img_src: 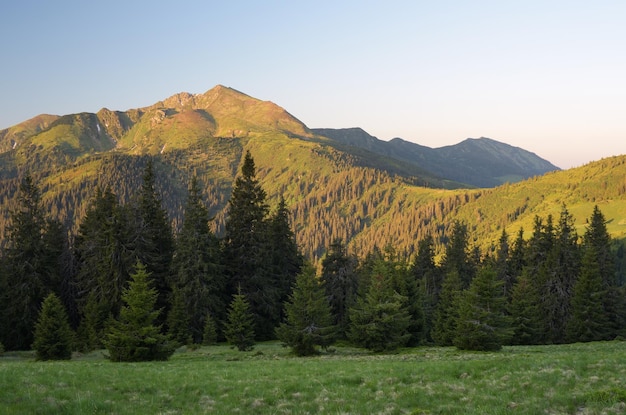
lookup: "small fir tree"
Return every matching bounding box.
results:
[32,293,74,360]
[454,267,511,351]
[276,264,336,356]
[348,268,411,353]
[76,292,110,352]
[224,289,256,351]
[104,262,176,362]
[508,272,542,345]
[167,288,192,346]
[432,270,463,346]
[202,313,218,346]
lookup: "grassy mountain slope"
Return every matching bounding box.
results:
[0,86,623,262]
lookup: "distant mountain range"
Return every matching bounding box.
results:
[0,85,622,259]
[312,128,559,188]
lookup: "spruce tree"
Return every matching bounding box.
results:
[224,289,256,351]
[508,272,542,345]
[566,246,611,342]
[276,264,336,356]
[166,288,192,345]
[223,151,275,340]
[454,267,511,351]
[32,293,75,361]
[441,221,475,288]
[268,196,304,321]
[133,159,174,329]
[348,264,411,353]
[104,262,176,362]
[495,229,514,299]
[412,234,442,343]
[583,205,621,337]
[432,270,463,346]
[74,187,134,329]
[321,238,359,338]
[202,313,218,345]
[1,174,64,350]
[545,204,580,343]
[170,176,223,343]
[76,292,110,352]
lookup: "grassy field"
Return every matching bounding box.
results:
[1,341,625,414]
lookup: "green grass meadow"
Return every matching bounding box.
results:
[1,341,625,414]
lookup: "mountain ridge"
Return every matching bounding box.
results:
[312,128,559,187]
[0,85,623,261]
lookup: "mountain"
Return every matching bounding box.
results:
[312,128,559,187]
[0,85,623,261]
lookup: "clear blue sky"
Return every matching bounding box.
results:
[2,1,625,168]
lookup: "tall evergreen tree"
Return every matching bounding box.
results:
[495,229,514,299]
[566,246,611,342]
[581,205,621,337]
[441,221,475,288]
[1,174,65,350]
[276,263,336,356]
[432,270,463,346]
[32,293,75,361]
[348,266,411,353]
[104,262,176,362]
[169,176,223,343]
[320,238,359,338]
[454,267,511,351]
[412,234,442,343]
[133,159,174,329]
[543,204,580,343]
[223,151,276,340]
[268,196,304,321]
[508,272,543,345]
[507,227,527,296]
[74,187,134,328]
[224,288,256,351]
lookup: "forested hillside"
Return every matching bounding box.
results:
[0,85,623,261]
[0,82,624,355]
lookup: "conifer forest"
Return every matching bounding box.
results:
[1,151,625,360]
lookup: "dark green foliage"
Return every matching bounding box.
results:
[544,204,580,343]
[74,187,134,323]
[566,247,611,342]
[276,263,336,356]
[166,288,192,345]
[134,159,175,328]
[170,176,223,343]
[32,293,75,360]
[223,151,276,340]
[76,292,110,352]
[224,289,256,351]
[440,221,476,288]
[412,234,442,343]
[268,196,304,321]
[495,229,515,299]
[432,270,462,346]
[104,262,176,362]
[1,174,65,350]
[202,313,218,346]
[454,267,511,351]
[321,238,359,338]
[348,263,411,353]
[508,272,543,345]
[583,205,621,337]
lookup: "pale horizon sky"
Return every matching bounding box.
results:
[1,1,625,169]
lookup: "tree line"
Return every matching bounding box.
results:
[1,151,625,360]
